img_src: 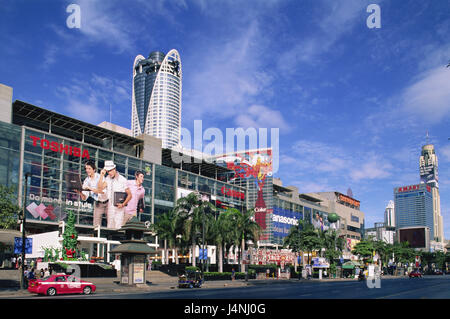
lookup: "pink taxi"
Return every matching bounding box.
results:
[28,274,96,296]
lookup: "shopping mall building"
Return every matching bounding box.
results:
[0,84,247,264]
[0,83,365,266]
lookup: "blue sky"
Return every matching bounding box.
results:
[1,0,449,238]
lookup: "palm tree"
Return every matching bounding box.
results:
[283,225,304,272]
[174,192,216,267]
[373,240,389,269]
[208,211,235,273]
[151,209,178,264]
[298,220,323,266]
[226,208,261,272]
[321,230,344,272]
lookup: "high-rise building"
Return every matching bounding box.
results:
[384,200,395,228]
[419,144,444,242]
[394,184,434,240]
[131,49,182,149]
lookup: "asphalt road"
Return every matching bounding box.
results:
[17,275,450,299]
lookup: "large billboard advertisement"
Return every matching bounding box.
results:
[272,206,302,238]
[398,227,427,248]
[215,149,272,240]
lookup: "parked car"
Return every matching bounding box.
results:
[28,273,96,296]
[408,269,423,278]
[433,269,444,275]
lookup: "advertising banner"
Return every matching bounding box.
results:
[133,256,145,284]
[312,211,330,231]
[14,237,33,254]
[312,257,329,268]
[272,206,302,238]
[215,150,272,239]
[399,228,426,248]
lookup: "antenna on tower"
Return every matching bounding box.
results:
[426,131,429,144]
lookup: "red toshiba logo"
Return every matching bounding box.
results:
[30,135,90,159]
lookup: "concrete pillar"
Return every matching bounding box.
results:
[0,83,13,123]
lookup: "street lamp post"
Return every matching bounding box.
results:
[20,173,30,290]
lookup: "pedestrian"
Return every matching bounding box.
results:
[44,268,50,277]
[231,268,235,281]
[76,160,109,228]
[98,161,132,229]
[40,268,45,279]
[11,256,16,269]
[28,268,36,280]
[112,255,121,274]
[124,170,146,224]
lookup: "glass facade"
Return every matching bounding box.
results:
[0,118,247,234]
[394,184,434,239]
[0,121,21,191]
[177,170,247,215]
[132,50,182,149]
[21,126,154,228]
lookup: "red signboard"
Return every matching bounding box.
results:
[338,194,360,208]
[220,186,245,200]
[397,184,431,193]
[30,136,90,159]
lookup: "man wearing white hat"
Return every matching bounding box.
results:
[97,160,132,229]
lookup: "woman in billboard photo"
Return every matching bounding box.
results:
[76,160,109,227]
[124,170,146,224]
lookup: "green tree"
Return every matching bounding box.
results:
[0,185,20,230]
[322,230,345,269]
[62,210,78,260]
[207,210,235,273]
[373,240,390,268]
[228,208,261,272]
[352,240,375,264]
[174,192,216,267]
[151,209,180,264]
[283,225,302,254]
[297,220,323,265]
[391,241,415,265]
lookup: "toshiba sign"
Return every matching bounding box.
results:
[30,135,90,159]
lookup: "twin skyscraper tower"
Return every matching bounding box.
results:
[131,49,182,150]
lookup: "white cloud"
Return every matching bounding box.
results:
[235,104,290,132]
[74,0,136,53]
[439,145,450,163]
[278,0,377,72]
[349,158,392,181]
[288,140,394,184]
[401,67,450,123]
[54,73,130,125]
[183,20,274,122]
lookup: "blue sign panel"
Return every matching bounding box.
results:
[14,237,32,254]
[272,206,302,238]
[199,248,208,260]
